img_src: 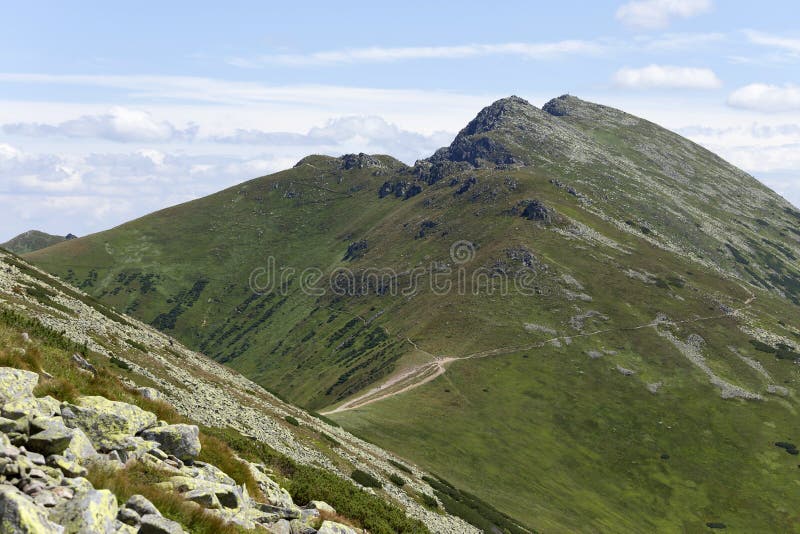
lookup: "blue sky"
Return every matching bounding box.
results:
[1,0,799,239]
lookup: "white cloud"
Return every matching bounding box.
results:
[213,116,452,163]
[616,0,712,29]
[613,65,722,89]
[641,32,725,50]
[227,40,605,67]
[744,29,800,55]
[727,84,800,112]
[2,107,198,142]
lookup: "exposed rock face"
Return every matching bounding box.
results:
[339,153,383,170]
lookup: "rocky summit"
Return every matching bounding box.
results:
[18,94,800,532]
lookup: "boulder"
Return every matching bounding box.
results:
[62,427,97,462]
[137,387,163,401]
[0,416,28,434]
[139,424,200,462]
[162,476,241,509]
[0,485,65,533]
[309,500,336,514]
[0,368,38,403]
[267,519,292,534]
[27,423,74,456]
[61,397,157,451]
[138,514,186,534]
[318,521,358,534]
[49,455,87,478]
[2,396,60,419]
[183,488,221,509]
[116,507,141,526]
[124,494,161,517]
[189,461,236,485]
[51,488,118,534]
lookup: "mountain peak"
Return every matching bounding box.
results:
[460,95,537,136]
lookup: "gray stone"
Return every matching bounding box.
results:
[62,427,97,462]
[309,500,336,514]
[117,506,141,526]
[183,488,221,509]
[0,416,28,435]
[125,494,161,517]
[137,387,163,401]
[0,368,38,404]
[71,353,97,375]
[0,485,64,533]
[2,396,60,420]
[22,451,45,466]
[49,455,87,478]
[27,425,74,456]
[317,521,358,534]
[51,488,118,534]
[61,396,157,451]
[138,514,186,534]
[267,519,292,534]
[139,424,200,462]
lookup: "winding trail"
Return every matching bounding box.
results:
[322,295,756,415]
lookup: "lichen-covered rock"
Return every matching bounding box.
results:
[138,514,186,534]
[124,494,161,517]
[62,427,97,462]
[61,397,157,451]
[183,488,221,509]
[117,506,140,526]
[51,488,118,534]
[317,520,358,534]
[49,456,87,478]
[2,396,60,420]
[266,518,292,534]
[249,463,296,509]
[137,387,163,401]
[0,485,65,533]
[0,416,28,435]
[27,422,74,456]
[186,461,236,485]
[0,368,38,404]
[139,424,200,462]
[309,500,336,514]
[161,476,240,509]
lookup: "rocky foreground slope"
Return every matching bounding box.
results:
[0,249,479,533]
[0,366,349,533]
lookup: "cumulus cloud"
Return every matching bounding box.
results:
[2,107,198,142]
[0,142,300,239]
[613,65,722,89]
[727,84,800,112]
[616,0,712,29]
[227,40,605,67]
[214,116,452,163]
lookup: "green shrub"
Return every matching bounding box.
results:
[389,473,405,487]
[125,338,148,352]
[388,459,412,474]
[110,356,131,371]
[284,415,300,426]
[351,469,382,489]
[420,493,438,509]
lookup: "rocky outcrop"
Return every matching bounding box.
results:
[0,366,359,534]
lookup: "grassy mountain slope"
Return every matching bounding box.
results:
[0,248,482,534]
[28,95,800,532]
[2,229,73,254]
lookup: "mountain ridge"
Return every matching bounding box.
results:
[25,94,800,532]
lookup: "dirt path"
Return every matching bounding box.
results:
[322,298,755,415]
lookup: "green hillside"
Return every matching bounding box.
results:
[28,95,800,532]
[2,229,74,254]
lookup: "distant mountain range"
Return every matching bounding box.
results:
[26,95,800,532]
